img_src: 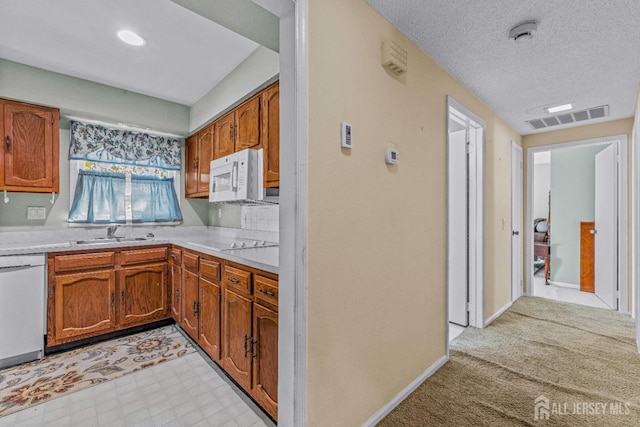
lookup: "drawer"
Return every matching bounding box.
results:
[183,251,199,273]
[170,247,182,264]
[223,265,252,295]
[120,247,168,266]
[254,275,278,307]
[200,258,221,283]
[55,252,115,272]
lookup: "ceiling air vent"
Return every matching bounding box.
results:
[526,105,609,130]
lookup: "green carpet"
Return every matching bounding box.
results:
[379,297,640,426]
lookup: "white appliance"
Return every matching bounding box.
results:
[0,254,45,369]
[209,148,277,203]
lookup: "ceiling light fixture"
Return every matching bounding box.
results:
[545,103,574,113]
[117,30,146,47]
[508,20,538,42]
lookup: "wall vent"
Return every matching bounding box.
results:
[526,105,609,130]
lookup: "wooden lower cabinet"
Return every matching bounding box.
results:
[53,270,116,342]
[181,268,200,340]
[117,263,168,328]
[252,303,278,418]
[198,278,221,361]
[170,250,182,322]
[221,289,254,391]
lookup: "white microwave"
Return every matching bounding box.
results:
[209,148,274,203]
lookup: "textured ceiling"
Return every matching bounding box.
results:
[365,0,640,135]
[0,0,260,105]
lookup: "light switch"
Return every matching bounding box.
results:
[27,206,46,220]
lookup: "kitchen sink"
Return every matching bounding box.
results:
[75,237,150,245]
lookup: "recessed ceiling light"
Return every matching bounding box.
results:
[545,103,573,113]
[117,30,146,47]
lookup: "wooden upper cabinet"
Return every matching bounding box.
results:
[185,125,214,198]
[1,99,59,193]
[235,96,261,151]
[184,135,198,197]
[262,83,280,188]
[214,111,236,160]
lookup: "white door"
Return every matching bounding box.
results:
[595,144,618,309]
[511,143,523,301]
[448,129,468,326]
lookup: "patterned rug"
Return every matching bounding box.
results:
[0,325,194,418]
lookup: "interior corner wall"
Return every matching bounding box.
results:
[550,145,607,284]
[306,0,520,425]
[0,59,209,229]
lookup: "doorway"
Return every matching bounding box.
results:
[526,136,628,313]
[447,97,485,342]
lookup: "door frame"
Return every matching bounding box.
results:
[525,135,628,314]
[446,96,486,334]
[511,142,524,301]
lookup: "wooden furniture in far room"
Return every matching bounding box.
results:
[533,217,550,285]
[0,98,59,193]
[580,221,596,293]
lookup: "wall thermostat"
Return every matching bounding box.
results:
[341,122,352,149]
[385,148,399,164]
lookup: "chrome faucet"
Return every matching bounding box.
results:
[107,225,119,239]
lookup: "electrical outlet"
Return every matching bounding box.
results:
[27,206,46,220]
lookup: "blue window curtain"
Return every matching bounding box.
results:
[68,170,126,224]
[130,175,183,223]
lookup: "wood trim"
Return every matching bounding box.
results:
[54,251,115,272]
[580,221,595,293]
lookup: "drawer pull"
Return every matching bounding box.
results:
[259,288,275,297]
[227,277,240,284]
[170,254,177,259]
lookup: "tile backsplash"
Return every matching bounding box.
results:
[240,205,279,232]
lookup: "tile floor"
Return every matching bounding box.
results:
[532,270,610,309]
[0,346,276,427]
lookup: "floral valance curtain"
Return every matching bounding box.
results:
[69,121,181,170]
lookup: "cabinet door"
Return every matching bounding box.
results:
[54,270,116,343]
[235,96,261,151]
[252,303,278,420]
[170,258,182,322]
[222,289,253,390]
[198,278,221,361]
[214,111,236,160]
[185,135,198,197]
[197,125,214,195]
[262,84,280,188]
[117,263,168,328]
[2,101,59,192]
[181,269,199,340]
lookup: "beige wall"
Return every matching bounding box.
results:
[306,0,520,425]
[522,118,634,310]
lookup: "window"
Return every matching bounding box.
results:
[68,121,183,225]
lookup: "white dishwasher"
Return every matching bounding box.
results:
[0,254,45,369]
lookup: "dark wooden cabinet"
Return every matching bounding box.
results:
[199,277,221,361]
[170,248,182,322]
[214,111,236,160]
[52,269,116,342]
[235,96,261,151]
[117,263,168,328]
[262,83,280,188]
[221,288,254,391]
[0,99,59,193]
[252,303,278,418]
[185,124,214,198]
[181,268,200,340]
[47,246,170,347]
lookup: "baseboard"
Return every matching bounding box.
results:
[484,301,512,327]
[548,280,580,289]
[361,354,448,427]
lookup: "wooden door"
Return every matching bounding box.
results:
[222,289,253,390]
[54,270,116,342]
[214,111,236,159]
[2,101,59,192]
[580,221,595,293]
[198,278,221,361]
[184,135,198,197]
[170,255,182,322]
[117,264,168,328]
[252,303,278,420]
[235,96,261,151]
[262,84,280,187]
[197,125,214,195]
[181,269,199,340]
